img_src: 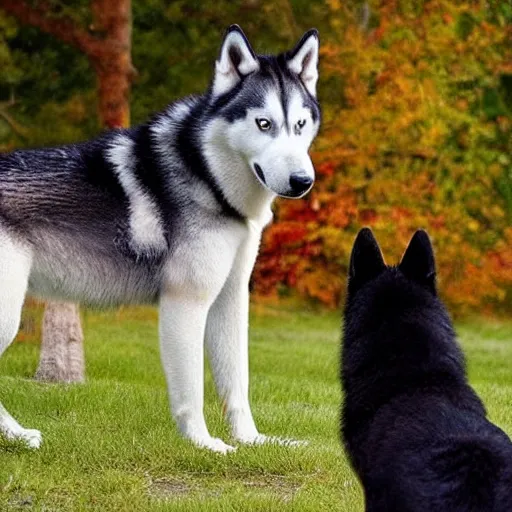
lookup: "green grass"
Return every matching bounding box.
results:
[1,306,511,511]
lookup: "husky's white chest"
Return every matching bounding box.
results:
[161,218,251,301]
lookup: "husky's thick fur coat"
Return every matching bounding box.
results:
[0,25,321,453]
[341,229,512,511]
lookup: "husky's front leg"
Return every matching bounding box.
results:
[205,269,258,443]
[205,228,307,447]
[159,294,235,454]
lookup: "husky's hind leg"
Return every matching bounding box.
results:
[0,230,40,448]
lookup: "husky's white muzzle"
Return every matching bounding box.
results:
[250,151,315,198]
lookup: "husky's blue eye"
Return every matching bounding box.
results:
[297,119,306,129]
[256,118,272,131]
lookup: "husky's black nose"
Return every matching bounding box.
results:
[289,172,313,196]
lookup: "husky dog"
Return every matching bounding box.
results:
[341,228,512,511]
[0,25,320,453]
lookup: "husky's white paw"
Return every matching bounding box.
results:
[21,428,43,449]
[5,428,43,449]
[235,433,309,447]
[193,436,236,454]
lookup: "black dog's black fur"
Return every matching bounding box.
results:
[341,228,512,512]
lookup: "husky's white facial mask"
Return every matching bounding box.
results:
[206,25,321,199]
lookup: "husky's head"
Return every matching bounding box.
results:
[205,25,320,199]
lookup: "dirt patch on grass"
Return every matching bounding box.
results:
[147,474,302,503]
[6,495,34,510]
[243,475,302,502]
[147,478,192,500]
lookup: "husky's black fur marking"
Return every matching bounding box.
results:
[130,123,172,221]
[81,134,128,203]
[174,99,245,221]
[211,53,321,126]
[0,140,127,234]
[341,228,512,512]
[209,23,320,127]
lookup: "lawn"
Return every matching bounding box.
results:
[1,306,511,511]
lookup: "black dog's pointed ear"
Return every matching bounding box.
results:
[399,229,437,294]
[286,29,319,97]
[348,228,386,293]
[211,25,259,98]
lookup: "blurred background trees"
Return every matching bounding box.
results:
[1,0,511,317]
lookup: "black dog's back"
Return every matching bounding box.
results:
[363,396,512,511]
[341,229,512,511]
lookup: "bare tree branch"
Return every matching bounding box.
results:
[0,89,16,110]
[0,92,29,137]
[0,110,29,137]
[359,2,371,31]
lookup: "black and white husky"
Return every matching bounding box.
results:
[0,26,320,453]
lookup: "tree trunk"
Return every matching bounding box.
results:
[91,0,132,128]
[23,0,133,383]
[35,302,85,383]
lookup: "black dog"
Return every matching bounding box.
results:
[341,228,512,511]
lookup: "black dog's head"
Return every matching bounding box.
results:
[348,227,436,300]
[342,228,464,411]
[344,228,442,338]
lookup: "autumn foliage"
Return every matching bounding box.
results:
[253,0,512,315]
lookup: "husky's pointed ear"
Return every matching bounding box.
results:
[348,228,386,294]
[399,229,437,294]
[211,25,259,98]
[286,29,319,97]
